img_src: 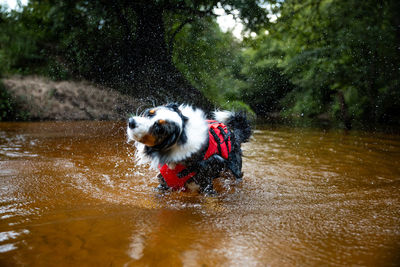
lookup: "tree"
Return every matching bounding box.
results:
[1,0,272,108]
[239,36,294,116]
[245,0,400,127]
[173,18,246,108]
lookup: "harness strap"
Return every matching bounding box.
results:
[209,128,222,156]
[217,126,230,153]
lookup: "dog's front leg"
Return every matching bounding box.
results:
[156,173,169,191]
[194,174,215,195]
[227,151,243,180]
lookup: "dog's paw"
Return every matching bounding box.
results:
[200,183,217,196]
[154,183,170,192]
[235,171,244,180]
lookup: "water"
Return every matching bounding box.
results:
[0,121,399,266]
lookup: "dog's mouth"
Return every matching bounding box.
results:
[138,134,157,147]
[129,130,161,147]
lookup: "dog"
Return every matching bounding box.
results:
[127,103,251,194]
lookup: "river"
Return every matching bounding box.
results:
[0,121,399,266]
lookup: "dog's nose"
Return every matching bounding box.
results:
[128,118,136,129]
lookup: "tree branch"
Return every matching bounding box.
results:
[168,18,194,54]
[112,2,134,40]
[164,2,216,18]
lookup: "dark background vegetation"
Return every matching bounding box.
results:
[1,0,399,129]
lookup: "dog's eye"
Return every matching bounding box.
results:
[146,109,156,117]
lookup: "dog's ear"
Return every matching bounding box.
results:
[165,103,180,112]
[165,103,188,123]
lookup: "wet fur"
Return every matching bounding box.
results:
[127,103,251,194]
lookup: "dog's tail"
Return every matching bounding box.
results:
[213,110,252,144]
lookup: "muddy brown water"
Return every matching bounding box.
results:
[0,121,399,266]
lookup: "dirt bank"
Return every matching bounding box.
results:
[2,76,143,120]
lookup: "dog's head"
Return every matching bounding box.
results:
[127,103,188,150]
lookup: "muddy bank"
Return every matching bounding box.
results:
[2,76,144,121]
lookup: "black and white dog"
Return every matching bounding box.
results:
[127,103,251,194]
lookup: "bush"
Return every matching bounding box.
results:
[220,100,256,119]
[0,81,29,121]
[0,81,15,120]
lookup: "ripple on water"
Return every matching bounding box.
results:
[0,229,30,253]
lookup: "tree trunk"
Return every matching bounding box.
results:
[133,6,170,72]
[117,5,211,109]
[337,91,352,130]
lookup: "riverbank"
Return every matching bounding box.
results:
[2,76,142,121]
[2,76,398,133]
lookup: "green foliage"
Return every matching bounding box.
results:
[280,0,399,125]
[0,81,29,121]
[173,19,246,107]
[241,0,400,127]
[221,100,256,118]
[0,2,76,82]
[239,37,294,115]
[0,82,13,120]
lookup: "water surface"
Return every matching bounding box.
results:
[0,121,399,266]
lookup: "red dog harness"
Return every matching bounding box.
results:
[159,120,231,190]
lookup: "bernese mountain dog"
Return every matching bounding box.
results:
[127,103,251,194]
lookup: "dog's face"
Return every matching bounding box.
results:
[127,104,187,150]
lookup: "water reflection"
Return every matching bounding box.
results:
[0,121,399,266]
